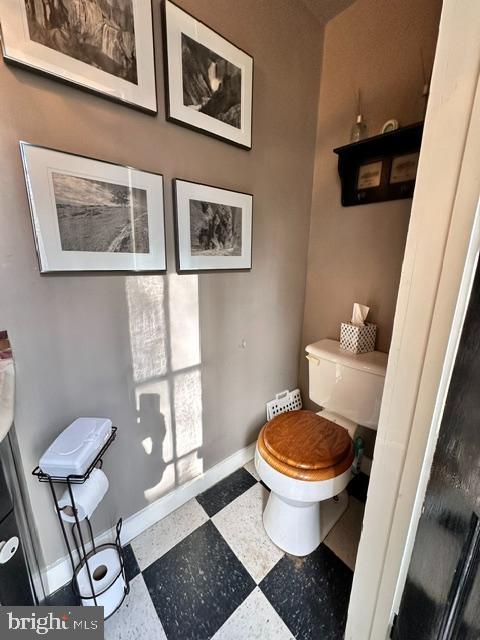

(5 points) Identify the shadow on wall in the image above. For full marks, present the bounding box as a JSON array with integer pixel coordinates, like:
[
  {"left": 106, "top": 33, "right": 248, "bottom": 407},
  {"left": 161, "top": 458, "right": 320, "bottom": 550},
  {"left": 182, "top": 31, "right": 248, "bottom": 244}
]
[{"left": 126, "top": 273, "right": 203, "bottom": 505}]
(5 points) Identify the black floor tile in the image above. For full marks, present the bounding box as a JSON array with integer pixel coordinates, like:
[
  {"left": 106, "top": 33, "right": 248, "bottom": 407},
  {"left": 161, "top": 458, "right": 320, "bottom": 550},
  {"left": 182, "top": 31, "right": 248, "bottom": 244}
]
[
  {"left": 122, "top": 543, "right": 140, "bottom": 583},
  {"left": 143, "top": 520, "right": 255, "bottom": 640},
  {"left": 260, "top": 543, "right": 353, "bottom": 640},
  {"left": 347, "top": 472, "right": 369, "bottom": 503},
  {"left": 43, "top": 582, "right": 81, "bottom": 607},
  {"left": 196, "top": 467, "right": 257, "bottom": 517}
]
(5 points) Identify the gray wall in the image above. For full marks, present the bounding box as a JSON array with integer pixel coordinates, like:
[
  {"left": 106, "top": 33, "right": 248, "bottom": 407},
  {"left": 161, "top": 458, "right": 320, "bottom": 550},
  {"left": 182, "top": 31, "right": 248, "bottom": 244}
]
[
  {"left": 300, "top": 0, "right": 442, "bottom": 405},
  {"left": 0, "top": 0, "right": 323, "bottom": 567}
]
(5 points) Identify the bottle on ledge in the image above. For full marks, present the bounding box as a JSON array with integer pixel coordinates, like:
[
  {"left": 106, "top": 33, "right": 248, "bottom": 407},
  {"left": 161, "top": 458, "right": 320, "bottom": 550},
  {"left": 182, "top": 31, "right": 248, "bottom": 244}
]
[{"left": 350, "top": 113, "right": 368, "bottom": 143}]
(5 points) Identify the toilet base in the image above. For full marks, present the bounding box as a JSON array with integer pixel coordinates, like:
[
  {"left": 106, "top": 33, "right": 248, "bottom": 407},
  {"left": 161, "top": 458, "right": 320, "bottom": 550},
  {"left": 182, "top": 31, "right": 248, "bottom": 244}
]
[{"left": 263, "top": 489, "right": 349, "bottom": 556}]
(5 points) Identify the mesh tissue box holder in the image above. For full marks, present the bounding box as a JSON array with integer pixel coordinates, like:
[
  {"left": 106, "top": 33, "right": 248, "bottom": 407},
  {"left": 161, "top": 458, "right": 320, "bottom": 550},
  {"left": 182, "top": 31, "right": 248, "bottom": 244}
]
[{"left": 340, "top": 322, "right": 377, "bottom": 354}]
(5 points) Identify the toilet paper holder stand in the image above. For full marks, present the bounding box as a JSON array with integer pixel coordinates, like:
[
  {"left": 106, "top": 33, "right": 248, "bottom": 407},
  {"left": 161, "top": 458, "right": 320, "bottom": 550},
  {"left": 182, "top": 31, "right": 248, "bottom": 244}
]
[{"left": 32, "top": 426, "right": 130, "bottom": 617}]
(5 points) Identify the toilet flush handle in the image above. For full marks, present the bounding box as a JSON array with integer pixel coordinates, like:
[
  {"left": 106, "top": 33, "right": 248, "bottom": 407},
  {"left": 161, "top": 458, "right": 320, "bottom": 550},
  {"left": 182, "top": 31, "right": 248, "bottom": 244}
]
[{"left": 306, "top": 355, "right": 320, "bottom": 366}]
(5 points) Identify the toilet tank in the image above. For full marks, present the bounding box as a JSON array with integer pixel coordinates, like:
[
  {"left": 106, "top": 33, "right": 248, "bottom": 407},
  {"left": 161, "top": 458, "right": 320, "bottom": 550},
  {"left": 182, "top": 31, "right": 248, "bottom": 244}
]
[{"left": 305, "top": 339, "right": 388, "bottom": 430}]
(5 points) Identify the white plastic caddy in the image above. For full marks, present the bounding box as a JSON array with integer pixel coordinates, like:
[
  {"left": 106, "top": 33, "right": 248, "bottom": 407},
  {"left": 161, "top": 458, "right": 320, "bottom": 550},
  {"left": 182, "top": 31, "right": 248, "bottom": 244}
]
[
  {"left": 39, "top": 417, "right": 112, "bottom": 478},
  {"left": 266, "top": 389, "right": 302, "bottom": 421}
]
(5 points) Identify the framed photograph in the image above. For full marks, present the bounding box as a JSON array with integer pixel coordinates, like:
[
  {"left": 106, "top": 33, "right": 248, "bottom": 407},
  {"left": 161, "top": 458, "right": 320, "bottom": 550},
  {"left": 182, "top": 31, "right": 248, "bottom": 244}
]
[
  {"left": 162, "top": 0, "right": 253, "bottom": 149},
  {"left": 173, "top": 179, "right": 252, "bottom": 272},
  {"left": 0, "top": 1, "right": 157, "bottom": 113},
  {"left": 390, "top": 152, "right": 419, "bottom": 184},
  {"left": 20, "top": 143, "right": 166, "bottom": 273},
  {"left": 357, "top": 161, "right": 383, "bottom": 189}
]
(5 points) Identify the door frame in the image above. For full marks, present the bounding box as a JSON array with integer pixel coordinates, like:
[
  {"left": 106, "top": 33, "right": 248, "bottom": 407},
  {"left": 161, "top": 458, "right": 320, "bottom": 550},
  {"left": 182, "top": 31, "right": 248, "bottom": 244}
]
[
  {"left": 345, "top": 1, "right": 480, "bottom": 638},
  {"left": 391, "top": 199, "right": 480, "bottom": 625}
]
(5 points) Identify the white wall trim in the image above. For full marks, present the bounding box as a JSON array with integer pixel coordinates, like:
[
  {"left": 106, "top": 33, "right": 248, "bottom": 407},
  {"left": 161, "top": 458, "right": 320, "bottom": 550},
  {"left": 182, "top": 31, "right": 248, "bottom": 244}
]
[
  {"left": 43, "top": 442, "right": 256, "bottom": 596},
  {"left": 373, "top": 69, "right": 480, "bottom": 639},
  {"left": 345, "top": 2, "right": 480, "bottom": 637},
  {"left": 391, "top": 199, "right": 480, "bottom": 621}
]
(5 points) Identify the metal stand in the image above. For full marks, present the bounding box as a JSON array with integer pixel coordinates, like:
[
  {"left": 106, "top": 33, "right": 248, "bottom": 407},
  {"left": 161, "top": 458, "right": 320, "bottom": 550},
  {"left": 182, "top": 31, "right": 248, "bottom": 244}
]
[{"left": 32, "top": 427, "right": 129, "bottom": 618}]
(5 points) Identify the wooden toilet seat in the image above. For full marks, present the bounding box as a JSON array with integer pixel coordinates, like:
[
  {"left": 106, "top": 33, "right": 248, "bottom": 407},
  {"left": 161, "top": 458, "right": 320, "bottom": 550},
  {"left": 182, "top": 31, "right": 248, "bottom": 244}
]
[{"left": 257, "top": 410, "right": 354, "bottom": 482}]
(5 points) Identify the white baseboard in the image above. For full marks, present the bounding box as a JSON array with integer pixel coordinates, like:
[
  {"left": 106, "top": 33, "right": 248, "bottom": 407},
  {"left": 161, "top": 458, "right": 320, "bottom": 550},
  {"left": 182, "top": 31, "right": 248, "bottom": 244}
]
[{"left": 43, "top": 442, "right": 256, "bottom": 596}]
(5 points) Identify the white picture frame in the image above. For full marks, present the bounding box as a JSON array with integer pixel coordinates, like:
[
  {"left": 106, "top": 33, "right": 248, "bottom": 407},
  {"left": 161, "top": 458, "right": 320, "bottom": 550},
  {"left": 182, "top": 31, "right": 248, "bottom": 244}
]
[
  {"left": 20, "top": 143, "right": 166, "bottom": 273},
  {"left": 173, "top": 179, "right": 253, "bottom": 272},
  {"left": 0, "top": 0, "right": 157, "bottom": 113},
  {"left": 163, "top": 0, "right": 253, "bottom": 149}
]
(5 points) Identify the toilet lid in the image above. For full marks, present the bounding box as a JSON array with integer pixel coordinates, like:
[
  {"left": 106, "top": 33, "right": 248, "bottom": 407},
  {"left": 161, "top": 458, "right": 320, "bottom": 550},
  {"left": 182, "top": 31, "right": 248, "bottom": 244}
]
[{"left": 262, "top": 410, "right": 352, "bottom": 470}]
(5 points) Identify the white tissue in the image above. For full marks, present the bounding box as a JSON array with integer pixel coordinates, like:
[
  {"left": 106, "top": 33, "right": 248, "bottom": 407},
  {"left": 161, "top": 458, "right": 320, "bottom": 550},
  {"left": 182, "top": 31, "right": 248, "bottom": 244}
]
[
  {"left": 351, "top": 303, "right": 369, "bottom": 326},
  {"left": 58, "top": 468, "right": 109, "bottom": 522},
  {"left": 77, "top": 546, "right": 126, "bottom": 617},
  {"left": 0, "top": 359, "right": 14, "bottom": 444}
]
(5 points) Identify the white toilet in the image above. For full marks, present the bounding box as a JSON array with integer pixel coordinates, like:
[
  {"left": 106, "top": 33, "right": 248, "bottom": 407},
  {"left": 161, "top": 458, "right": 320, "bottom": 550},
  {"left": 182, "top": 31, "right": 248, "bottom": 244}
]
[{"left": 255, "top": 338, "right": 387, "bottom": 556}]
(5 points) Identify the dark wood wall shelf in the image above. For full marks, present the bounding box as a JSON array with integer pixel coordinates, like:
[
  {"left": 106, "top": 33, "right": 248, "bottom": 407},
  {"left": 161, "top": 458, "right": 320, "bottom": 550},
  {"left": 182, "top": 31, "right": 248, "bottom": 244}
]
[{"left": 334, "top": 121, "right": 424, "bottom": 206}]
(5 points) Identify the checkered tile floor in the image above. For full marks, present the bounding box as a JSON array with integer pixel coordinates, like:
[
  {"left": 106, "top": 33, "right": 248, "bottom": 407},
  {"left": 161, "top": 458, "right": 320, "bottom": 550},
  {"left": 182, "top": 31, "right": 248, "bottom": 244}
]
[{"left": 47, "top": 462, "right": 368, "bottom": 640}]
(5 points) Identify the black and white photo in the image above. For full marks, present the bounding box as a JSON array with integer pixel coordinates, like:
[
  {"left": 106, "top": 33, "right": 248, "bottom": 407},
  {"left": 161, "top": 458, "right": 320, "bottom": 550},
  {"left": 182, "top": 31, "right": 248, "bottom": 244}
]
[
  {"left": 1, "top": 0, "right": 157, "bottom": 112},
  {"left": 20, "top": 143, "right": 166, "bottom": 272},
  {"left": 52, "top": 173, "right": 149, "bottom": 254},
  {"left": 174, "top": 179, "right": 252, "bottom": 272},
  {"left": 25, "top": 0, "right": 138, "bottom": 84},
  {"left": 189, "top": 199, "right": 242, "bottom": 256},
  {"left": 182, "top": 34, "right": 241, "bottom": 128},
  {"left": 163, "top": 0, "right": 253, "bottom": 148}
]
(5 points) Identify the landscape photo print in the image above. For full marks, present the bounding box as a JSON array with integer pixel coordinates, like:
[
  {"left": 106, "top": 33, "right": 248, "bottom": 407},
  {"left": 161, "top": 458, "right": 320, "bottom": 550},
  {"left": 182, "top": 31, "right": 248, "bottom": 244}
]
[
  {"left": 189, "top": 199, "right": 242, "bottom": 256},
  {"left": 174, "top": 179, "right": 252, "bottom": 272},
  {"left": 52, "top": 173, "right": 149, "bottom": 254},
  {"left": 0, "top": 0, "right": 157, "bottom": 111},
  {"left": 24, "top": 0, "right": 138, "bottom": 83},
  {"left": 163, "top": 0, "right": 253, "bottom": 148},
  {"left": 182, "top": 34, "right": 241, "bottom": 128},
  {"left": 20, "top": 143, "right": 166, "bottom": 272}
]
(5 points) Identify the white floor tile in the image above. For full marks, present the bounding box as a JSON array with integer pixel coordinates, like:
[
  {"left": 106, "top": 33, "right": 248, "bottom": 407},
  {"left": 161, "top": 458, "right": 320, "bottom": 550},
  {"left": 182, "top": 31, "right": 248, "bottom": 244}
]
[
  {"left": 104, "top": 575, "right": 167, "bottom": 640},
  {"left": 212, "top": 587, "right": 294, "bottom": 640},
  {"left": 324, "top": 495, "right": 365, "bottom": 570},
  {"left": 130, "top": 498, "right": 209, "bottom": 571},
  {"left": 244, "top": 458, "right": 260, "bottom": 481},
  {"left": 212, "top": 483, "right": 284, "bottom": 583}
]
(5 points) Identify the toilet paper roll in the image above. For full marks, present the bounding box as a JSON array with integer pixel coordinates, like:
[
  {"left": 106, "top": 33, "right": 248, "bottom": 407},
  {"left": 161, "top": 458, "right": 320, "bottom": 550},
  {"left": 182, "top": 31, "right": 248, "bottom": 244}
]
[
  {"left": 351, "top": 303, "right": 369, "bottom": 326},
  {"left": 58, "top": 468, "right": 108, "bottom": 523},
  {"left": 77, "top": 546, "right": 125, "bottom": 618}
]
